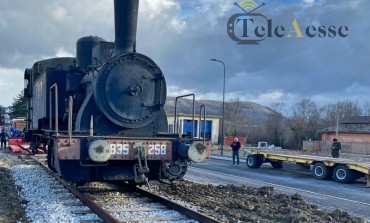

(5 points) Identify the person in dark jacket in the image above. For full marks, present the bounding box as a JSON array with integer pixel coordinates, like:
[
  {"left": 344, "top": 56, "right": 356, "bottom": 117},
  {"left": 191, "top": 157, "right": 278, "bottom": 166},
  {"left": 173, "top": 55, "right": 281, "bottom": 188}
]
[
  {"left": 230, "top": 138, "right": 241, "bottom": 166},
  {"left": 0, "top": 128, "right": 9, "bottom": 149},
  {"left": 331, "top": 138, "right": 341, "bottom": 158}
]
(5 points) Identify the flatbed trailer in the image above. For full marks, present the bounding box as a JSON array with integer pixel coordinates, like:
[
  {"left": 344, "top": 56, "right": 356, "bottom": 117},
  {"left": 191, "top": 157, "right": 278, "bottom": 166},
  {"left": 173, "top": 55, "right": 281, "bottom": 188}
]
[{"left": 245, "top": 149, "right": 370, "bottom": 186}]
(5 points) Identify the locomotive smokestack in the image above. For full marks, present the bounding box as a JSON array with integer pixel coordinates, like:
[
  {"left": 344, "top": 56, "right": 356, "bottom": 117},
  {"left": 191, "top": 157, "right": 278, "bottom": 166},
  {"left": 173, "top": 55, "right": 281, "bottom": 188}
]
[{"left": 113, "top": 0, "right": 139, "bottom": 56}]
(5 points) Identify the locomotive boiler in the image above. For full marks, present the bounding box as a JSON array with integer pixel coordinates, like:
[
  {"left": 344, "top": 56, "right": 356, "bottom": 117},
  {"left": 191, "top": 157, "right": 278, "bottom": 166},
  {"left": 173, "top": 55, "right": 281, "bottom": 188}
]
[{"left": 23, "top": 0, "right": 209, "bottom": 184}]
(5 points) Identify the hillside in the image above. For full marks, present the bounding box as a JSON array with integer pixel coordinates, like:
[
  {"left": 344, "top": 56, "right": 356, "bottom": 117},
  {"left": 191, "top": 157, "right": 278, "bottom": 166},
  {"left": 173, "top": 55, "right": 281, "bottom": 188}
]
[{"left": 164, "top": 96, "right": 274, "bottom": 121}]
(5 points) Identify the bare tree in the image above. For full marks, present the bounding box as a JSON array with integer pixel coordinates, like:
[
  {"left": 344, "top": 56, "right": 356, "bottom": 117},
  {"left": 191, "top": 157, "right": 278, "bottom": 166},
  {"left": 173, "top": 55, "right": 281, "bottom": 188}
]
[
  {"left": 287, "top": 99, "right": 319, "bottom": 149},
  {"left": 264, "top": 102, "right": 285, "bottom": 147},
  {"left": 340, "top": 100, "right": 362, "bottom": 117},
  {"left": 243, "top": 116, "right": 265, "bottom": 145},
  {"left": 224, "top": 97, "right": 247, "bottom": 136},
  {"left": 363, "top": 101, "right": 370, "bottom": 115},
  {"left": 319, "top": 100, "right": 362, "bottom": 129}
]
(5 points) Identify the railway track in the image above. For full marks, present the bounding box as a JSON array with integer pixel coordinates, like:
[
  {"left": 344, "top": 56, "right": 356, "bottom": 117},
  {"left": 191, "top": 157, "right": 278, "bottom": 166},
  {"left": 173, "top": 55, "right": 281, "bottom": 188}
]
[{"left": 18, "top": 154, "right": 220, "bottom": 223}]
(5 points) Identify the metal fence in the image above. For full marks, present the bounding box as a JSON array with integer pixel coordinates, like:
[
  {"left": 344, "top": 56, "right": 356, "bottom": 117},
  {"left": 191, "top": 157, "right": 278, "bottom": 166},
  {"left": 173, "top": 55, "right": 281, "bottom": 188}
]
[{"left": 303, "top": 140, "right": 370, "bottom": 155}]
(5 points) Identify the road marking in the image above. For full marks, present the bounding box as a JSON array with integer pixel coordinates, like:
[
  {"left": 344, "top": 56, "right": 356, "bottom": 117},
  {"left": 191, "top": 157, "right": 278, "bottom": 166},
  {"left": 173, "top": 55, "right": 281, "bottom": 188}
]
[{"left": 189, "top": 166, "right": 370, "bottom": 207}]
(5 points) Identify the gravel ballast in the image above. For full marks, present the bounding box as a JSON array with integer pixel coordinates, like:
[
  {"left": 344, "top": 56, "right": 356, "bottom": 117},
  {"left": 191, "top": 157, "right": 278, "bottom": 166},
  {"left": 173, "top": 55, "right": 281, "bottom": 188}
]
[{"left": 1, "top": 148, "right": 369, "bottom": 223}]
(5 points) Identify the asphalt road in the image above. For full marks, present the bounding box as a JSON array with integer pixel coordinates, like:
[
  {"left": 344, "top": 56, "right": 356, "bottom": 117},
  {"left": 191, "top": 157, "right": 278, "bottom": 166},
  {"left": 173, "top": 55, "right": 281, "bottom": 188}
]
[{"left": 184, "top": 156, "right": 370, "bottom": 221}]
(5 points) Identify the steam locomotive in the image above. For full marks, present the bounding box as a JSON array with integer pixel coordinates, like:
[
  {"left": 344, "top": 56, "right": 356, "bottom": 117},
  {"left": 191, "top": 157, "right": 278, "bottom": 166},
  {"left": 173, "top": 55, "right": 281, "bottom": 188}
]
[{"left": 23, "top": 0, "right": 209, "bottom": 184}]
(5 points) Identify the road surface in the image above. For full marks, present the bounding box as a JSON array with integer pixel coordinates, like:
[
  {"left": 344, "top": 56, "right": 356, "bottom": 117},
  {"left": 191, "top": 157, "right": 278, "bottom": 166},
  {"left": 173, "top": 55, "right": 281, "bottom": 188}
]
[{"left": 184, "top": 156, "right": 370, "bottom": 220}]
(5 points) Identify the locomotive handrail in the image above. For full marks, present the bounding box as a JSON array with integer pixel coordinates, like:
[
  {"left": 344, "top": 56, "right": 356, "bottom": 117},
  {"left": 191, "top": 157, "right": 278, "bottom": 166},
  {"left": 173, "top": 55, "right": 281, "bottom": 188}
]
[
  {"left": 49, "top": 84, "right": 58, "bottom": 136},
  {"left": 90, "top": 115, "right": 94, "bottom": 136},
  {"left": 174, "top": 94, "right": 195, "bottom": 137},
  {"left": 68, "top": 96, "right": 73, "bottom": 145},
  {"left": 199, "top": 104, "right": 206, "bottom": 144}
]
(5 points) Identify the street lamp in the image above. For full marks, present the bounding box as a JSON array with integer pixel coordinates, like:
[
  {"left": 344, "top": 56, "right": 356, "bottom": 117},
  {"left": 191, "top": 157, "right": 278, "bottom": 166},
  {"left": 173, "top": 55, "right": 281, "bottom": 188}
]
[{"left": 210, "top": 58, "right": 225, "bottom": 156}]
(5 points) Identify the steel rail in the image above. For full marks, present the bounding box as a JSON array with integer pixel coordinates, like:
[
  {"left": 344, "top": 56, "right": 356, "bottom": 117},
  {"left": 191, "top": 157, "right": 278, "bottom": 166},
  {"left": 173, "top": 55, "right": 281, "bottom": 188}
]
[
  {"left": 30, "top": 155, "right": 120, "bottom": 223},
  {"left": 28, "top": 155, "right": 221, "bottom": 223}
]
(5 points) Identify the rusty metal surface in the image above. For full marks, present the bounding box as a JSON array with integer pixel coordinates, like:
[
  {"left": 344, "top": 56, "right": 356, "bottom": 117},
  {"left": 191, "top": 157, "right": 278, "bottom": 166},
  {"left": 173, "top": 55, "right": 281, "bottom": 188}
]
[{"left": 56, "top": 137, "right": 173, "bottom": 160}]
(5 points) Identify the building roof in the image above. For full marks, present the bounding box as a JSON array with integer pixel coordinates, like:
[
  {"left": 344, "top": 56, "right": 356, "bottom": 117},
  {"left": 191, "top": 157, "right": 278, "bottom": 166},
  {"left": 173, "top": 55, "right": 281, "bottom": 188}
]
[
  {"left": 318, "top": 124, "right": 370, "bottom": 134},
  {"left": 318, "top": 116, "right": 370, "bottom": 134},
  {"left": 340, "top": 116, "right": 370, "bottom": 124}
]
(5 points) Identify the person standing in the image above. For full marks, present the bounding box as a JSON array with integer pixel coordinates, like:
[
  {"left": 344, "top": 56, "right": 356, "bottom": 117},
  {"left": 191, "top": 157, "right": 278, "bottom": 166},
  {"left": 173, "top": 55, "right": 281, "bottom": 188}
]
[
  {"left": 230, "top": 138, "right": 241, "bottom": 166},
  {"left": 9, "top": 124, "right": 14, "bottom": 137},
  {"left": 331, "top": 138, "right": 341, "bottom": 158},
  {"left": 0, "top": 128, "right": 8, "bottom": 149}
]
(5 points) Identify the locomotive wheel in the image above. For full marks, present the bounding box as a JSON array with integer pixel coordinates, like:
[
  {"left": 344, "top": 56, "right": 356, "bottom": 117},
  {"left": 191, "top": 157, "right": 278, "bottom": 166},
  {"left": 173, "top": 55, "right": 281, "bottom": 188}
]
[
  {"left": 47, "top": 140, "right": 56, "bottom": 172},
  {"left": 29, "top": 143, "right": 37, "bottom": 154},
  {"left": 246, "top": 155, "right": 263, "bottom": 169},
  {"left": 333, "top": 165, "right": 355, "bottom": 183},
  {"left": 311, "top": 162, "right": 332, "bottom": 180},
  {"left": 270, "top": 160, "right": 283, "bottom": 169}
]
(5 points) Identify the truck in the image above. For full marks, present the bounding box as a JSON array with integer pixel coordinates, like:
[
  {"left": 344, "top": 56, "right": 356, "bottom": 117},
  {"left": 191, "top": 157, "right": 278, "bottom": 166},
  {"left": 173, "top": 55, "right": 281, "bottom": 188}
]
[{"left": 245, "top": 149, "right": 370, "bottom": 187}]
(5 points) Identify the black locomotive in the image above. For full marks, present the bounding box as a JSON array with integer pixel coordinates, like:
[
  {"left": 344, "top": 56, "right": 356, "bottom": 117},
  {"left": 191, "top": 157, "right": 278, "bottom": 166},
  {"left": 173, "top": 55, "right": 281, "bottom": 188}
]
[{"left": 23, "top": 0, "right": 209, "bottom": 184}]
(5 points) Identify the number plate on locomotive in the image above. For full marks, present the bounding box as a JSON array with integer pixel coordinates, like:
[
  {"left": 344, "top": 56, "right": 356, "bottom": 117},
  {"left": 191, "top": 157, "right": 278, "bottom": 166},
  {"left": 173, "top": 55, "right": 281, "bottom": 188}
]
[
  {"left": 109, "top": 143, "right": 167, "bottom": 155},
  {"left": 110, "top": 144, "right": 130, "bottom": 155}
]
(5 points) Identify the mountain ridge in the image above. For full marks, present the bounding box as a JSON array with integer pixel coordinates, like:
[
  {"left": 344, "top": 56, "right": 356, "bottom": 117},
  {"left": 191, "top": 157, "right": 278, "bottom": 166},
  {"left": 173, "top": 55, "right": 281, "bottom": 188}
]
[{"left": 164, "top": 96, "right": 274, "bottom": 121}]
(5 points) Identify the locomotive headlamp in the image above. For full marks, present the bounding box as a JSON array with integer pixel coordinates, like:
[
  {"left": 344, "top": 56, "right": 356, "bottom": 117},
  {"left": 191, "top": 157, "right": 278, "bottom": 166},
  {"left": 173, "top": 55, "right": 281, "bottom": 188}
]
[
  {"left": 188, "top": 142, "right": 207, "bottom": 163},
  {"left": 88, "top": 140, "right": 111, "bottom": 163}
]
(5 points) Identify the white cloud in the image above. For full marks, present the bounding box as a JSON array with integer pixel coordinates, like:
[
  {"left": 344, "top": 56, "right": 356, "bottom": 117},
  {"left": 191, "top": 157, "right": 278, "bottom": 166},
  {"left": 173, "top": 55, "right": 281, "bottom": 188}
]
[
  {"left": 302, "top": 0, "right": 315, "bottom": 5},
  {"left": 0, "top": 78, "right": 6, "bottom": 90},
  {"left": 0, "top": 0, "right": 368, "bottom": 113},
  {"left": 170, "top": 18, "right": 187, "bottom": 33},
  {"left": 167, "top": 85, "right": 194, "bottom": 97},
  {"left": 51, "top": 6, "right": 69, "bottom": 21},
  {"left": 55, "top": 48, "right": 74, "bottom": 57},
  {"left": 141, "top": 0, "right": 179, "bottom": 19},
  {"left": 0, "top": 67, "right": 24, "bottom": 106},
  {"left": 0, "top": 19, "right": 7, "bottom": 29}
]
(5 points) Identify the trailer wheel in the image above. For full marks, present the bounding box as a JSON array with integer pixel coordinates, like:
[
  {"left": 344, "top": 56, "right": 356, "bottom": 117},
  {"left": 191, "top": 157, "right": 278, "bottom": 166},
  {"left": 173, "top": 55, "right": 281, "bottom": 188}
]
[
  {"left": 333, "top": 165, "right": 355, "bottom": 183},
  {"left": 270, "top": 160, "right": 283, "bottom": 169},
  {"left": 246, "top": 155, "right": 263, "bottom": 169},
  {"left": 311, "top": 162, "right": 332, "bottom": 180}
]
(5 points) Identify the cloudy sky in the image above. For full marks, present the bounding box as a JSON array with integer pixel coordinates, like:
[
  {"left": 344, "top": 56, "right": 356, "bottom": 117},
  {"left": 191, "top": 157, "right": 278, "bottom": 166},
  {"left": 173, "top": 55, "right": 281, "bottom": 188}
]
[{"left": 0, "top": 0, "right": 369, "bottom": 111}]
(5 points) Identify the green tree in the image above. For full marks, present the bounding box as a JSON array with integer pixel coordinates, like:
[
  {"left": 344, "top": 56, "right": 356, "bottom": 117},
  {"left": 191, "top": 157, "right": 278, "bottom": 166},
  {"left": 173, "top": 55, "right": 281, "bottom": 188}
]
[{"left": 9, "top": 90, "right": 27, "bottom": 118}]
